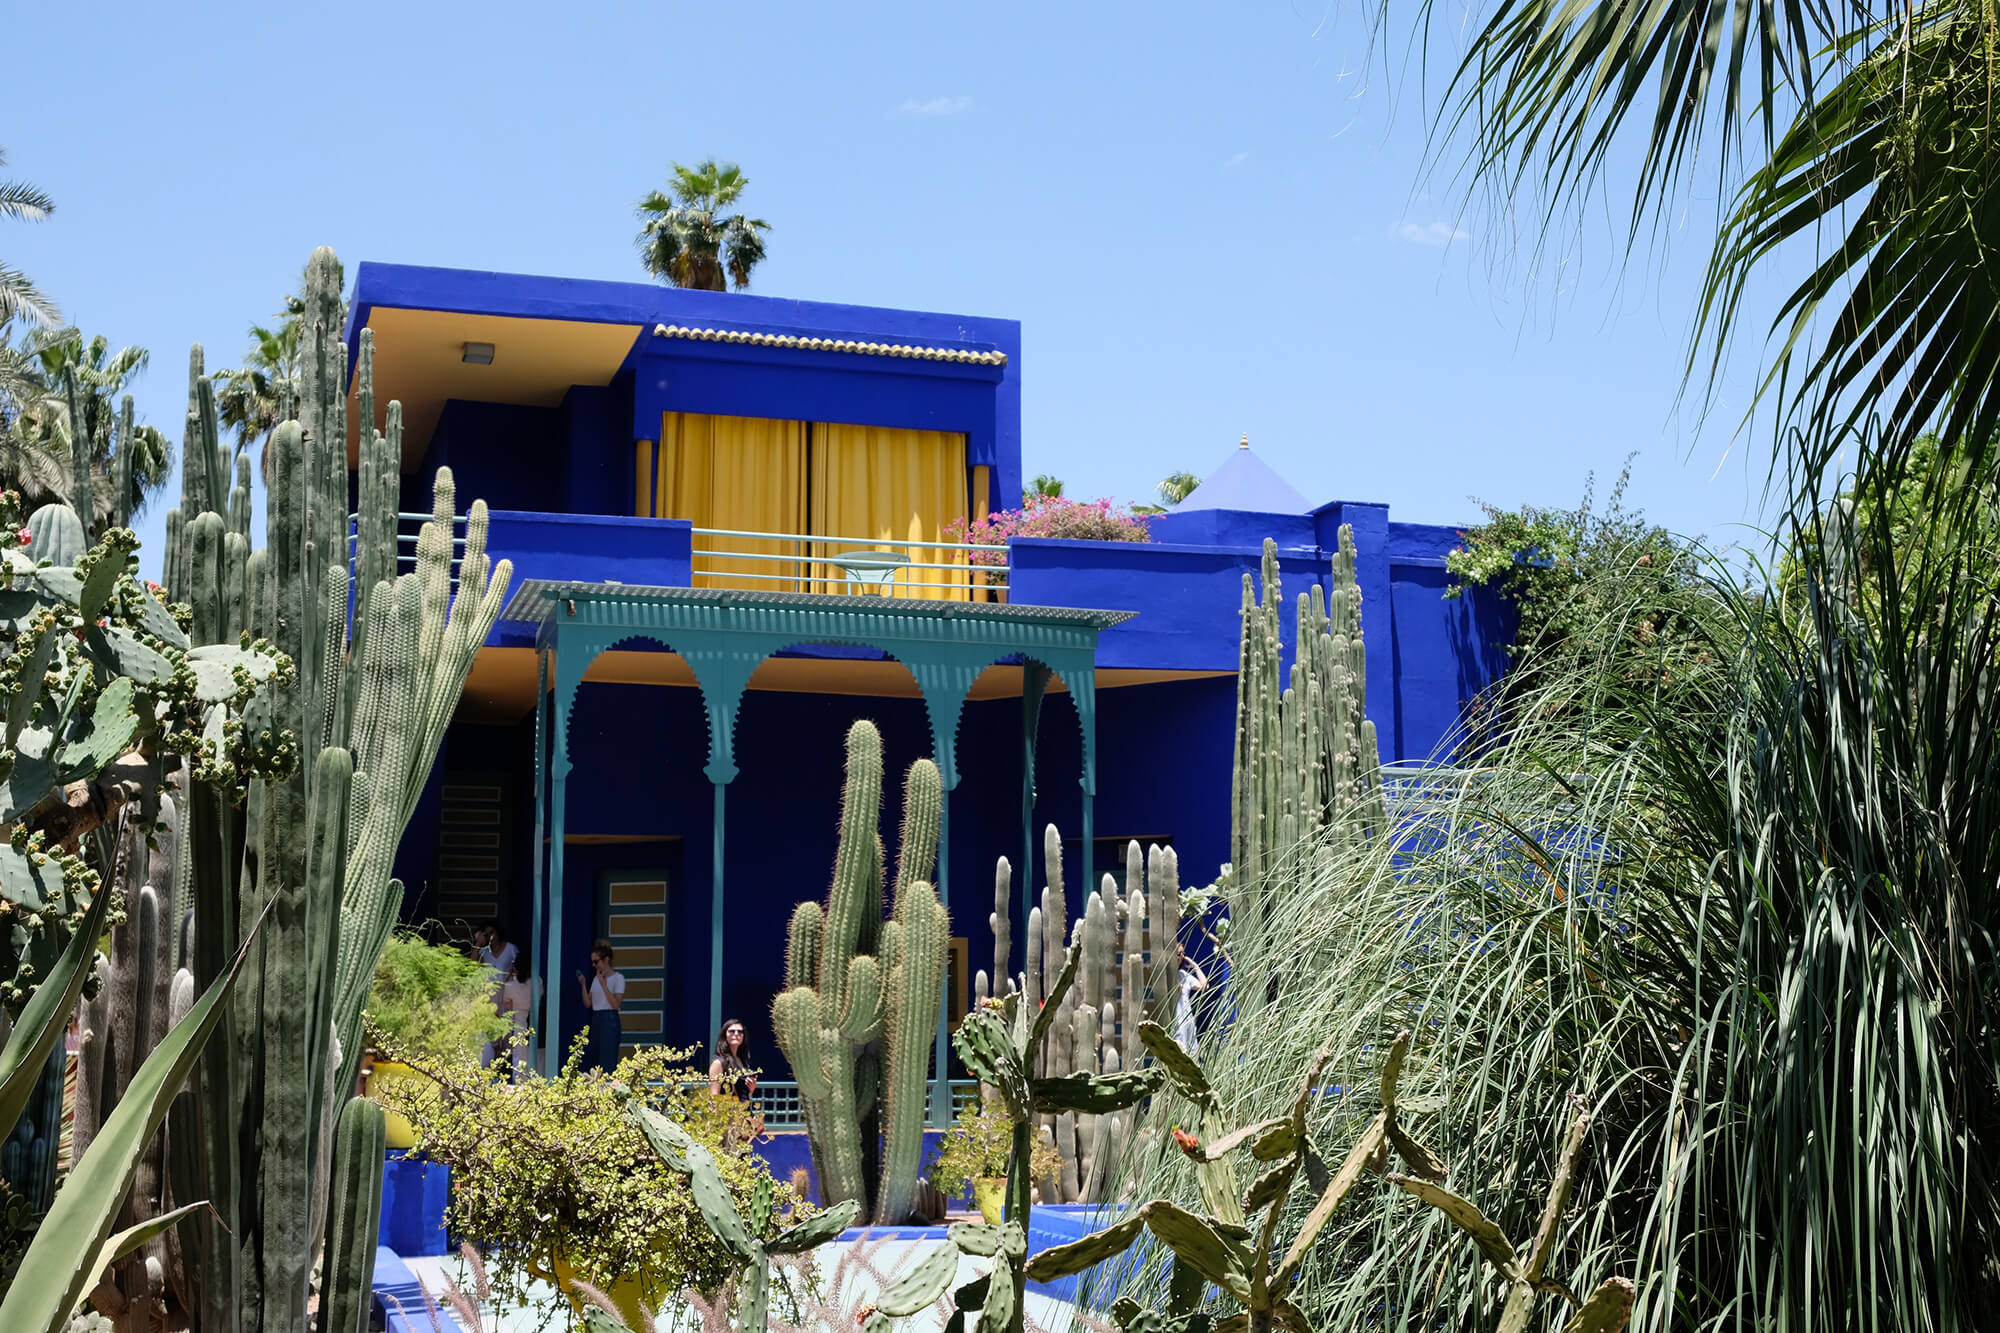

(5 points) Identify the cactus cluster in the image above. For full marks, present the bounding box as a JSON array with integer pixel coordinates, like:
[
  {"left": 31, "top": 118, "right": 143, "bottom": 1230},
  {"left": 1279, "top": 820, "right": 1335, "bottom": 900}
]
[
  {"left": 770, "top": 719, "right": 949, "bottom": 1225},
  {"left": 0, "top": 245, "right": 510, "bottom": 1333},
  {"left": 974, "top": 828, "right": 1181, "bottom": 1203},
  {"left": 894, "top": 933, "right": 1166, "bottom": 1333},
  {"left": 1024, "top": 1028, "right": 1636, "bottom": 1333},
  {"left": 1231, "top": 530, "right": 1387, "bottom": 900},
  {"left": 629, "top": 1104, "right": 860, "bottom": 1333}
]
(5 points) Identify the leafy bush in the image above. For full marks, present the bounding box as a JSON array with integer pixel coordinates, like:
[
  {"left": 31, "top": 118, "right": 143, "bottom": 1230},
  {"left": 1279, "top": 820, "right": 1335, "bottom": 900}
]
[
  {"left": 946, "top": 493, "right": 1153, "bottom": 567},
  {"left": 374, "top": 1040, "right": 802, "bottom": 1318},
  {"left": 924, "top": 1100, "right": 1060, "bottom": 1197},
  {"left": 1443, "top": 459, "right": 1721, "bottom": 734},
  {"left": 365, "top": 931, "right": 510, "bottom": 1067}
]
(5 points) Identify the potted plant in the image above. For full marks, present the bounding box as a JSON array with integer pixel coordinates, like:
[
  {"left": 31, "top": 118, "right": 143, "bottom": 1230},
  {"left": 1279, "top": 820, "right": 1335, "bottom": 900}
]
[
  {"left": 925, "top": 1100, "right": 1061, "bottom": 1223},
  {"left": 365, "top": 930, "right": 513, "bottom": 1148}
]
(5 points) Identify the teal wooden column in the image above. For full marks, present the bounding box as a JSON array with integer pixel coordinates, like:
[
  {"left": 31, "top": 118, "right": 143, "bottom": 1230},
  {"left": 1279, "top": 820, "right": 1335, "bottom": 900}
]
[
  {"left": 540, "top": 630, "right": 595, "bottom": 1075},
  {"left": 1073, "top": 664, "right": 1097, "bottom": 893},
  {"left": 1020, "top": 662, "right": 1050, "bottom": 925},
  {"left": 530, "top": 647, "right": 550, "bottom": 1070},
  {"left": 708, "top": 779, "right": 727, "bottom": 1046}
]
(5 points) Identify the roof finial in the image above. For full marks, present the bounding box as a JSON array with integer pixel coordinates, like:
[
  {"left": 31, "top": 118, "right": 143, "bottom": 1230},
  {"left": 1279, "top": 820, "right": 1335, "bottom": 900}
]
[{"left": 1239, "top": 432, "right": 1250, "bottom": 450}]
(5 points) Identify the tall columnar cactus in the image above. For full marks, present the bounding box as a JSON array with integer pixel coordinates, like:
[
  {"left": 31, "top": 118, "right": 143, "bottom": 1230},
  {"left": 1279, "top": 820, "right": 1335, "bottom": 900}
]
[
  {"left": 61, "top": 245, "right": 513, "bottom": 1333},
  {"left": 770, "top": 720, "right": 948, "bottom": 1224},
  {"left": 973, "top": 829, "right": 1183, "bottom": 1204},
  {"left": 319, "top": 1095, "right": 387, "bottom": 1333},
  {"left": 1231, "top": 530, "right": 1387, "bottom": 903}
]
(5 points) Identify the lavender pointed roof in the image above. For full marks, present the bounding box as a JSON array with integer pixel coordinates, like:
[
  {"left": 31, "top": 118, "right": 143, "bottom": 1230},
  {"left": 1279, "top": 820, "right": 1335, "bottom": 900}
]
[{"left": 1178, "top": 435, "right": 1312, "bottom": 514}]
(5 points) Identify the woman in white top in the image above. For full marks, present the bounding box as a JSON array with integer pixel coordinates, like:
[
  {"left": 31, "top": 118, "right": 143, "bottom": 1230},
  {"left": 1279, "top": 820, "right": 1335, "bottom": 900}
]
[
  {"left": 576, "top": 939, "right": 625, "bottom": 1072},
  {"left": 1174, "top": 942, "right": 1208, "bottom": 1050},
  {"left": 498, "top": 951, "right": 533, "bottom": 1076}
]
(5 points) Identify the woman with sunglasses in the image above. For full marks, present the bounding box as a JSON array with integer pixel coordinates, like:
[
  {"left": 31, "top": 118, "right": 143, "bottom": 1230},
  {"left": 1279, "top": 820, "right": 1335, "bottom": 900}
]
[
  {"left": 708, "top": 1019, "right": 757, "bottom": 1102},
  {"left": 575, "top": 940, "right": 625, "bottom": 1072}
]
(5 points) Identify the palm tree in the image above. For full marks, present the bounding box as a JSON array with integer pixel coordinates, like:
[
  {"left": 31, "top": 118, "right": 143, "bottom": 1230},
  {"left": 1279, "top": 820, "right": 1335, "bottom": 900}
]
[
  {"left": 217, "top": 257, "right": 347, "bottom": 481},
  {"left": 636, "top": 161, "right": 771, "bottom": 291},
  {"left": 1156, "top": 471, "right": 1200, "bottom": 506},
  {"left": 0, "top": 150, "right": 57, "bottom": 329},
  {"left": 1421, "top": 0, "right": 1991, "bottom": 492},
  {"left": 6, "top": 327, "right": 170, "bottom": 521},
  {"left": 1023, "top": 474, "right": 1064, "bottom": 504}
]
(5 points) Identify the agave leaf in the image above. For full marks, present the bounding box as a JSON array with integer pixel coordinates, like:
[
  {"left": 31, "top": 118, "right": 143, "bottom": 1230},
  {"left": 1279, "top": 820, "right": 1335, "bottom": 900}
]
[
  {"left": 0, "top": 870, "right": 111, "bottom": 1139},
  {"left": 71, "top": 1201, "right": 214, "bottom": 1323},
  {"left": 0, "top": 908, "right": 260, "bottom": 1333}
]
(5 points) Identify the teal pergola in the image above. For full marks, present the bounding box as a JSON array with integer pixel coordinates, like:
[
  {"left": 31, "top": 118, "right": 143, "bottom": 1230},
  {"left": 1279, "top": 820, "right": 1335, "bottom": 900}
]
[{"left": 505, "top": 581, "right": 1133, "bottom": 1123}]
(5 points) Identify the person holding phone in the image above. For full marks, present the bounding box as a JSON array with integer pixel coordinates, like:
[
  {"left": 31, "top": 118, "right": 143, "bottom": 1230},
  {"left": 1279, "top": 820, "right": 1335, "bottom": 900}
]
[{"left": 575, "top": 940, "right": 625, "bottom": 1072}]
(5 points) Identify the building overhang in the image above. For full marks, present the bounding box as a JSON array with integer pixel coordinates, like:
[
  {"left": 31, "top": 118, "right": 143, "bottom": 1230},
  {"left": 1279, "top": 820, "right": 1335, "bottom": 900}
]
[{"left": 343, "top": 262, "right": 1021, "bottom": 469}]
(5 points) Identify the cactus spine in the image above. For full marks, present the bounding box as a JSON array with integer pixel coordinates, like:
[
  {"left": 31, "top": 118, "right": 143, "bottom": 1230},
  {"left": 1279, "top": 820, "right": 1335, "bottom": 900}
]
[
  {"left": 1231, "top": 531, "right": 1387, "bottom": 905},
  {"left": 770, "top": 721, "right": 948, "bottom": 1224},
  {"left": 976, "top": 828, "right": 1183, "bottom": 1203}
]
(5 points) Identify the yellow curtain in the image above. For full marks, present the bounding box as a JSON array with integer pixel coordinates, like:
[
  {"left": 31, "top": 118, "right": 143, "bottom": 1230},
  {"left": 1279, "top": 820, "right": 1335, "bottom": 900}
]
[
  {"left": 634, "top": 440, "right": 654, "bottom": 517},
  {"left": 809, "top": 423, "right": 969, "bottom": 599},
  {"left": 656, "top": 412, "right": 807, "bottom": 590}
]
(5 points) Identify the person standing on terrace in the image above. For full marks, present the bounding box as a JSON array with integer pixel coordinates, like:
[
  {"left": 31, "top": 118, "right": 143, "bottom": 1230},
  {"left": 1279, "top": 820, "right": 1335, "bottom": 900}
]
[{"left": 576, "top": 940, "right": 625, "bottom": 1071}]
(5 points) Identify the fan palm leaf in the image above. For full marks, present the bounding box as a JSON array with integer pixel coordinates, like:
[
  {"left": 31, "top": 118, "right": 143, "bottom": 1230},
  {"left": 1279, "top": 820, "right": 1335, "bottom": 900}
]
[{"left": 0, "top": 150, "right": 57, "bottom": 328}]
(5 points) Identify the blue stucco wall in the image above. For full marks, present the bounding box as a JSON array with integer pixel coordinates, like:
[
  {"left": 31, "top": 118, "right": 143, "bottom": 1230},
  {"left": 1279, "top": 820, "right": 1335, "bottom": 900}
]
[{"left": 485, "top": 511, "right": 693, "bottom": 593}]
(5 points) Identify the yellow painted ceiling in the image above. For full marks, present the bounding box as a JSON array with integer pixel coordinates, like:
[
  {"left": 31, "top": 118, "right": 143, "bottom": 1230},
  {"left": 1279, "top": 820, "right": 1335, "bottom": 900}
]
[
  {"left": 351, "top": 307, "right": 642, "bottom": 467},
  {"left": 452, "top": 645, "right": 1228, "bottom": 725}
]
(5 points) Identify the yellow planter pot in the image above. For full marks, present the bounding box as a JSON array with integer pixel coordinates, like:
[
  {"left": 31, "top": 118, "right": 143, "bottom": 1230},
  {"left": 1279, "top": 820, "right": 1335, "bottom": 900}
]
[
  {"left": 974, "top": 1177, "right": 1007, "bottom": 1225},
  {"left": 366, "top": 1060, "right": 424, "bottom": 1150},
  {"left": 535, "top": 1243, "right": 673, "bottom": 1332}
]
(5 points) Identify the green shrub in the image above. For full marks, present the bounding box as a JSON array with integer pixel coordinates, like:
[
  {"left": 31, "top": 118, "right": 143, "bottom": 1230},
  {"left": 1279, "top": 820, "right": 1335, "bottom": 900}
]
[
  {"left": 373, "top": 1040, "right": 802, "bottom": 1317},
  {"left": 924, "top": 1100, "right": 1060, "bottom": 1197},
  {"left": 365, "top": 930, "right": 510, "bottom": 1067}
]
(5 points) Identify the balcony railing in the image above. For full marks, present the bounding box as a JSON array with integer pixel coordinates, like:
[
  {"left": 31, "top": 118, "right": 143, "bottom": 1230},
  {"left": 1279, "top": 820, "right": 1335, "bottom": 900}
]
[
  {"left": 348, "top": 511, "right": 466, "bottom": 590},
  {"left": 690, "top": 527, "right": 1009, "bottom": 600},
  {"left": 744, "top": 1078, "right": 981, "bottom": 1130}
]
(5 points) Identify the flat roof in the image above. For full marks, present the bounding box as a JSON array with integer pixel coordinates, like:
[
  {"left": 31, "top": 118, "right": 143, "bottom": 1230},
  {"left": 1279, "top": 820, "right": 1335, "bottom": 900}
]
[{"left": 344, "top": 262, "right": 1021, "bottom": 462}]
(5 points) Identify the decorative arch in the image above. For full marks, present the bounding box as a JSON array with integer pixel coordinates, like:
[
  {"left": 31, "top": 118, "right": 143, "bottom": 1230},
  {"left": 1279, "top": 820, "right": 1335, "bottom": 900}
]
[{"left": 516, "top": 581, "right": 1129, "bottom": 1085}]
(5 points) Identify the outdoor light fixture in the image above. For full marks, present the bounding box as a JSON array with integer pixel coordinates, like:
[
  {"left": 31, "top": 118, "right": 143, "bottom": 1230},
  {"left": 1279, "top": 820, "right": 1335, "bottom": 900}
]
[{"left": 462, "top": 341, "right": 495, "bottom": 365}]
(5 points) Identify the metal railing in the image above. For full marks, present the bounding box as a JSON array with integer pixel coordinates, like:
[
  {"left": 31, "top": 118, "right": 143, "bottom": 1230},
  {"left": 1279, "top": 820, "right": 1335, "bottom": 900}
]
[
  {"left": 745, "top": 1078, "right": 980, "bottom": 1130},
  {"left": 690, "top": 527, "right": 1009, "bottom": 600},
  {"left": 347, "top": 511, "right": 466, "bottom": 591}
]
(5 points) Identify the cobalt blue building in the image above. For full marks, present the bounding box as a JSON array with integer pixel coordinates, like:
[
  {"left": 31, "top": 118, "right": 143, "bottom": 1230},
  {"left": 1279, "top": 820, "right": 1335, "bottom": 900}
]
[{"left": 346, "top": 261, "right": 1508, "bottom": 1095}]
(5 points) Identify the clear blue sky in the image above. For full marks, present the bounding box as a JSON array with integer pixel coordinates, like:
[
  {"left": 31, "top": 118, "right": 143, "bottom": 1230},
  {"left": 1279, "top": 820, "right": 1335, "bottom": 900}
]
[{"left": 6, "top": 1, "right": 1793, "bottom": 578}]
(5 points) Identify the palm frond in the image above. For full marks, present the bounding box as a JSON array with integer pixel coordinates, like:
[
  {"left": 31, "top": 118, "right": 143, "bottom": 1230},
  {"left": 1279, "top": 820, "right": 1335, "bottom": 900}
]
[
  {"left": 0, "top": 178, "right": 53, "bottom": 224},
  {"left": 0, "top": 262, "right": 57, "bottom": 329}
]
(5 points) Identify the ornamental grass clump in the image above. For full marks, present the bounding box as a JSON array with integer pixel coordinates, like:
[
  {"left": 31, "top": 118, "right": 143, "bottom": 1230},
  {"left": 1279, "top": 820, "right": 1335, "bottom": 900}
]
[{"left": 373, "top": 1039, "right": 802, "bottom": 1322}]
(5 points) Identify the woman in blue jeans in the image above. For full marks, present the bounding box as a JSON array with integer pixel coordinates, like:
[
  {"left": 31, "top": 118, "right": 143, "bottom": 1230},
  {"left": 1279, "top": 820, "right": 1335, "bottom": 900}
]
[{"left": 575, "top": 939, "right": 626, "bottom": 1071}]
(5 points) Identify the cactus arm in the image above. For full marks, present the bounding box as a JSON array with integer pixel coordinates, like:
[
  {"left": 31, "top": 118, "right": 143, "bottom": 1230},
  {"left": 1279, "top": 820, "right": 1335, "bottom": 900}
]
[
  {"left": 1271, "top": 1111, "right": 1389, "bottom": 1295},
  {"left": 1022, "top": 1213, "right": 1146, "bottom": 1282},
  {"left": 878, "top": 1244, "right": 960, "bottom": 1317},
  {"left": 1384, "top": 1174, "right": 1522, "bottom": 1281},
  {"left": 879, "top": 880, "right": 946, "bottom": 1224},
  {"left": 1031, "top": 1067, "right": 1165, "bottom": 1113},
  {"left": 1142, "top": 1201, "right": 1254, "bottom": 1304}
]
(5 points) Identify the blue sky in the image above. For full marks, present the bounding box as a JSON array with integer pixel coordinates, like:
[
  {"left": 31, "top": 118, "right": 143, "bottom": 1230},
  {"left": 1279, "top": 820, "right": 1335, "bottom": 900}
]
[{"left": 6, "top": 1, "right": 1794, "bottom": 577}]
